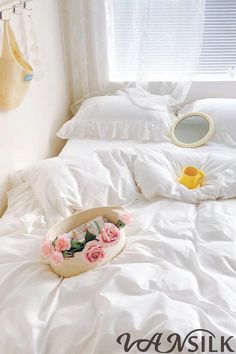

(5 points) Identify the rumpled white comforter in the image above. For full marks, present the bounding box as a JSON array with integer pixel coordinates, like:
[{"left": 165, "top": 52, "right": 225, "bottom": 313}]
[{"left": 0, "top": 145, "right": 236, "bottom": 354}]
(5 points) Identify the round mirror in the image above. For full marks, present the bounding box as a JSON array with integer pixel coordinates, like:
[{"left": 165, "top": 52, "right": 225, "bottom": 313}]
[{"left": 170, "top": 112, "right": 214, "bottom": 148}]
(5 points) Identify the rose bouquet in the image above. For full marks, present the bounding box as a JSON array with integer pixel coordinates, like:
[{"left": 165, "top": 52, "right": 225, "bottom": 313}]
[{"left": 42, "top": 211, "right": 133, "bottom": 274}]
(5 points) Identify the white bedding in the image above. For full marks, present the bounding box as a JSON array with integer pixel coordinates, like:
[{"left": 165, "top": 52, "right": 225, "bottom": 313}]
[
  {"left": 60, "top": 137, "right": 236, "bottom": 156},
  {"left": 59, "top": 138, "right": 170, "bottom": 155},
  {"left": 1, "top": 143, "right": 236, "bottom": 354}
]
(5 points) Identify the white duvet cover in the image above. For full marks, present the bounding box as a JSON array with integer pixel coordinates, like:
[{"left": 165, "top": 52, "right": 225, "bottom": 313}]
[{"left": 0, "top": 144, "right": 236, "bottom": 354}]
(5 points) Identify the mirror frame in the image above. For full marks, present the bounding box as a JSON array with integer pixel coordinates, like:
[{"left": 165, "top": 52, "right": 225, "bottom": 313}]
[{"left": 170, "top": 112, "right": 214, "bottom": 148}]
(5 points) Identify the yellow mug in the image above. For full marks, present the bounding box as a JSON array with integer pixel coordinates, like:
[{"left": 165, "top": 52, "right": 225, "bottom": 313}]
[{"left": 178, "top": 166, "right": 205, "bottom": 189}]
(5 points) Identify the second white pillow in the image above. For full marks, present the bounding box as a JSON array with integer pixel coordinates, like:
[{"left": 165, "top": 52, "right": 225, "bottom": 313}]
[{"left": 179, "top": 98, "right": 236, "bottom": 146}]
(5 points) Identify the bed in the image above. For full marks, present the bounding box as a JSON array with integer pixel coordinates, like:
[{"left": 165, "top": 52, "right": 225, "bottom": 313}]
[
  {"left": 0, "top": 141, "right": 235, "bottom": 354},
  {"left": 1, "top": 96, "right": 236, "bottom": 354}
]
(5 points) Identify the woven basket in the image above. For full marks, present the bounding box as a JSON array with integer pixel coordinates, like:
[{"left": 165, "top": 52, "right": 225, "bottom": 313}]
[{"left": 48, "top": 206, "right": 126, "bottom": 277}]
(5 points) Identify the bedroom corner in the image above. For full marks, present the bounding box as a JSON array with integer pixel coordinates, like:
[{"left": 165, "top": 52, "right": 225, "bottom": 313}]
[{"left": 0, "top": 1, "right": 236, "bottom": 353}]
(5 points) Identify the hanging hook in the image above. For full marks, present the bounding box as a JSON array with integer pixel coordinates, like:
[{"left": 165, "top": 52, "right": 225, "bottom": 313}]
[
  {"left": 0, "top": 0, "right": 33, "bottom": 20},
  {"left": 24, "top": 0, "right": 33, "bottom": 17},
  {"left": 13, "top": 2, "right": 24, "bottom": 15},
  {"left": 0, "top": 7, "right": 14, "bottom": 20},
  {"left": 24, "top": 0, "right": 33, "bottom": 11}
]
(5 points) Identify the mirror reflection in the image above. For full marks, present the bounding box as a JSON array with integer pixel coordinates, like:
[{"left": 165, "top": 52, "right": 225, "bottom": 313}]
[{"left": 174, "top": 115, "right": 209, "bottom": 144}]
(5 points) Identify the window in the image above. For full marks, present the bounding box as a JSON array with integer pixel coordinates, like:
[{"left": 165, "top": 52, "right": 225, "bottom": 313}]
[
  {"left": 198, "top": 0, "right": 236, "bottom": 79},
  {"left": 106, "top": 0, "right": 236, "bottom": 81}
]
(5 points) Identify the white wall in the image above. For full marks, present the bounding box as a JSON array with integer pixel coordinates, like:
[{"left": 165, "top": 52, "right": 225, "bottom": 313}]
[{"left": 0, "top": 0, "right": 69, "bottom": 215}]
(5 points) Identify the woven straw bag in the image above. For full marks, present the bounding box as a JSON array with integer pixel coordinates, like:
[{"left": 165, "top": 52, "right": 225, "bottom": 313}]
[
  {"left": 48, "top": 206, "right": 126, "bottom": 277},
  {"left": 0, "top": 22, "right": 33, "bottom": 110}
]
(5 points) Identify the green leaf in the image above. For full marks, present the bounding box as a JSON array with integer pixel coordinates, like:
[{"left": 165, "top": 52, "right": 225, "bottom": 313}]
[
  {"left": 63, "top": 251, "right": 74, "bottom": 258},
  {"left": 70, "top": 239, "right": 84, "bottom": 248},
  {"left": 85, "top": 231, "right": 96, "bottom": 243},
  {"left": 116, "top": 221, "right": 125, "bottom": 229},
  {"left": 72, "top": 245, "right": 85, "bottom": 252}
]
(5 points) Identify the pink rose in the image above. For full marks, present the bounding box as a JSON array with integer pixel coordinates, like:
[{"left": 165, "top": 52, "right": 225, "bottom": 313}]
[
  {"left": 55, "top": 235, "right": 71, "bottom": 252},
  {"left": 50, "top": 250, "right": 64, "bottom": 266},
  {"left": 41, "top": 239, "right": 52, "bottom": 258},
  {"left": 99, "top": 223, "right": 121, "bottom": 247},
  {"left": 84, "top": 241, "right": 105, "bottom": 264},
  {"left": 119, "top": 213, "right": 133, "bottom": 225}
]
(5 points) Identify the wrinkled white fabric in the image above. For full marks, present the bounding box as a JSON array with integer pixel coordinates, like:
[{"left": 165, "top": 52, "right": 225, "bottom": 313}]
[
  {"left": 1, "top": 194, "right": 236, "bottom": 353},
  {"left": 12, "top": 150, "right": 140, "bottom": 225},
  {"left": 59, "top": 138, "right": 236, "bottom": 157},
  {"left": 11, "top": 146, "right": 236, "bottom": 224},
  {"left": 134, "top": 148, "right": 236, "bottom": 203},
  {"left": 1, "top": 144, "right": 236, "bottom": 353},
  {"left": 12, "top": 158, "right": 81, "bottom": 225}
]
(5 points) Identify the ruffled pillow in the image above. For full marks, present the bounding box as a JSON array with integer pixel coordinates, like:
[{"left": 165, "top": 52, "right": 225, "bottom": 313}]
[{"left": 57, "top": 95, "right": 174, "bottom": 142}]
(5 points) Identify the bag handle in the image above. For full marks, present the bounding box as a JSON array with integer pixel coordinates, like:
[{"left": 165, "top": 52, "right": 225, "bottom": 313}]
[
  {"left": 2, "top": 21, "right": 21, "bottom": 59},
  {"left": 2, "top": 20, "right": 33, "bottom": 72}
]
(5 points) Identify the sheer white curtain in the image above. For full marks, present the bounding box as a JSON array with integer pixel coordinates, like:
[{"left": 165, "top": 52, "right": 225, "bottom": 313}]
[
  {"left": 60, "top": 0, "right": 117, "bottom": 113},
  {"left": 60, "top": 0, "right": 205, "bottom": 112}
]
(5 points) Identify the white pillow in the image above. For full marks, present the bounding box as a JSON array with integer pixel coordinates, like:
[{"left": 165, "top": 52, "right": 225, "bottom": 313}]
[
  {"left": 14, "top": 150, "right": 139, "bottom": 225},
  {"left": 15, "top": 158, "right": 81, "bottom": 225},
  {"left": 179, "top": 98, "right": 236, "bottom": 146},
  {"left": 57, "top": 96, "right": 174, "bottom": 142}
]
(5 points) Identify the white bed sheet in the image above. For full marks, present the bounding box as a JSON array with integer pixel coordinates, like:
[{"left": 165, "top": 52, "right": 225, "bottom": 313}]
[
  {"left": 60, "top": 138, "right": 236, "bottom": 156},
  {"left": 59, "top": 138, "right": 165, "bottom": 155},
  {"left": 0, "top": 142, "right": 236, "bottom": 354}
]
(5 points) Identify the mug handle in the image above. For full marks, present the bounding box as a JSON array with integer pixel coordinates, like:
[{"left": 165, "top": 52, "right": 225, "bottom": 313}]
[{"left": 198, "top": 170, "right": 205, "bottom": 183}]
